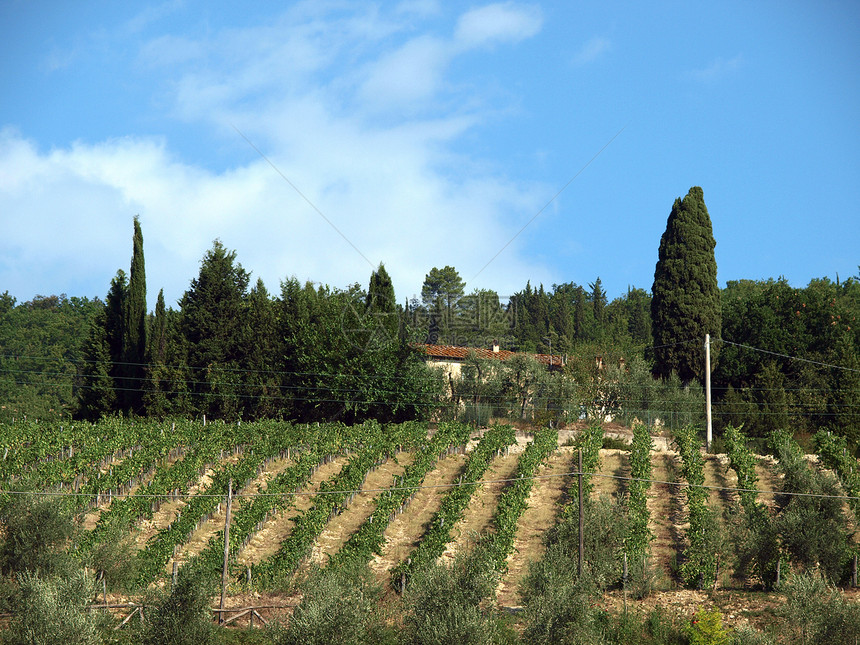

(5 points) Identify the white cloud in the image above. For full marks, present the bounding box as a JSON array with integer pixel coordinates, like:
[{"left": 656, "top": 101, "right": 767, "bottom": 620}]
[
  {"left": 454, "top": 3, "right": 542, "bottom": 49},
  {"left": 359, "top": 35, "right": 452, "bottom": 107},
  {"left": 0, "top": 3, "right": 554, "bottom": 308},
  {"left": 572, "top": 36, "right": 611, "bottom": 66},
  {"left": 687, "top": 54, "right": 744, "bottom": 82}
]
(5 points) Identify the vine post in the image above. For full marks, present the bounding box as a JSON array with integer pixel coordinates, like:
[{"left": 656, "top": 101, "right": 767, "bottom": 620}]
[
  {"left": 705, "top": 334, "right": 712, "bottom": 451},
  {"left": 220, "top": 478, "right": 233, "bottom": 624},
  {"left": 578, "top": 448, "right": 584, "bottom": 577}
]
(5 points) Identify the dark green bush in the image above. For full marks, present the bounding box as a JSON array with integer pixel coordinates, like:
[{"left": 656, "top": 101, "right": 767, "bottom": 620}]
[
  {"left": 0, "top": 488, "right": 77, "bottom": 578},
  {"left": 5, "top": 569, "right": 102, "bottom": 645},
  {"left": 275, "top": 563, "right": 385, "bottom": 645},
  {"left": 776, "top": 572, "right": 860, "bottom": 644},
  {"left": 140, "top": 563, "right": 218, "bottom": 645},
  {"left": 403, "top": 547, "right": 499, "bottom": 645}
]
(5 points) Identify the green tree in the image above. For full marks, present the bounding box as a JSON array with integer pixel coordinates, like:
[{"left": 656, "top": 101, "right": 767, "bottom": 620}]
[
  {"left": 104, "top": 270, "right": 127, "bottom": 391},
  {"left": 6, "top": 570, "right": 100, "bottom": 645},
  {"left": 121, "top": 216, "right": 147, "bottom": 413},
  {"left": 179, "top": 240, "right": 250, "bottom": 418},
  {"left": 651, "top": 186, "right": 721, "bottom": 382},
  {"left": 242, "top": 278, "right": 282, "bottom": 418},
  {"left": 365, "top": 263, "right": 399, "bottom": 344},
  {"left": 141, "top": 565, "right": 216, "bottom": 645},
  {"left": 590, "top": 277, "right": 607, "bottom": 339},
  {"left": 75, "top": 308, "right": 116, "bottom": 420},
  {"left": 422, "top": 266, "right": 465, "bottom": 345}
]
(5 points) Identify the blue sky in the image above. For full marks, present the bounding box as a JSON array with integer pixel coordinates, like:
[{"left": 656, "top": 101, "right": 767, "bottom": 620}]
[{"left": 1, "top": 1, "right": 858, "bottom": 310}]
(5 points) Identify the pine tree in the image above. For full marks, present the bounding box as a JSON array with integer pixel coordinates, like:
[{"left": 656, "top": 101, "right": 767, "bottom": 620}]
[
  {"left": 179, "top": 240, "right": 250, "bottom": 418},
  {"left": 121, "top": 216, "right": 147, "bottom": 412},
  {"left": 651, "top": 186, "right": 721, "bottom": 382},
  {"left": 76, "top": 308, "right": 117, "bottom": 420}
]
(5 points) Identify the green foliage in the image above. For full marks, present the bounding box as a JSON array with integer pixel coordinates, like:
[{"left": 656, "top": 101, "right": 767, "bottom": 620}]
[
  {"left": 724, "top": 425, "right": 779, "bottom": 589},
  {"left": 276, "top": 563, "right": 384, "bottom": 645},
  {"left": 452, "top": 352, "right": 576, "bottom": 425},
  {"left": 520, "top": 551, "right": 604, "bottom": 645},
  {"left": 403, "top": 547, "right": 499, "bottom": 645},
  {"left": 546, "top": 496, "right": 628, "bottom": 592},
  {"left": 771, "top": 430, "right": 853, "bottom": 582},
  {"left": 714, "top": 276, "right": 860, "bottom": 440},
  {"left": 0, "top": 488, "right": 76, "bottom": 578},
  {"left": 76, "top": 307, "right": 118, "bottom": 420},
  {"left": 625, "top": 424, "right": 654, "bottom": 568},
  {"left": 121, "top": 216, "right": 147, "bottom": 414},
  {"left": 180, "top": 240, "right": 251, "bottom": 418},
  {"left": 777, "top": 572, "right": 860, "bottom": 644},
  {"left": 0, "top": 293, "right": 100, "bottom": 422},
  {"left": 674, "top": 426, "right": 722, "bottom": 588},
  {"left": 651, "top": 186, "right": 721, "bottom": 383},
  {"left": 280, "top": 277, "right": 442, "bottom": 424},
  {"left": 604, "top": 355, "right": 705, "bottom": 432},
  {"left": 5, "top": 569, "right": 101, "bottom": 645},
  {"left": 140, "top": 563, "right": 217, "bottom": 645},
  {"left": 814, "top": 429, "right": 860, "bottom": 517},
  {"left": 686, "top": 609, "right": 730, "bottom": 645},
  {"left": 422, "top": 266, "right": 466, "bottom": 345}
]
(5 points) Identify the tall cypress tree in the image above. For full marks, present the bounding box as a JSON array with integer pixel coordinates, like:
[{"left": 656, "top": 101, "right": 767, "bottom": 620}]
[
  {"left": 366, "top": 264, "right": 398, "bottom": 344},
  {"left": 651, "top": 186, "right": 721, "bottom": 382},
  {"left": 104, "top": 269, "right": 127, "bottom": 392},
  {"left": 122, "top": 216, "right": 147, "bottom": 412}
]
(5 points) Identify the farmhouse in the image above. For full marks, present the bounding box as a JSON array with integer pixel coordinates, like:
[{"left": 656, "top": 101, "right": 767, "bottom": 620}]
[{"left": 415, "top": 341, "right": 565, "bottom": 379}]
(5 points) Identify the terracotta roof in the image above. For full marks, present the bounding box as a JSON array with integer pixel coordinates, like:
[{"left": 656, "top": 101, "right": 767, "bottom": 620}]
[{"left": 415, "top": 344, "right": 564, "bottom": 368}]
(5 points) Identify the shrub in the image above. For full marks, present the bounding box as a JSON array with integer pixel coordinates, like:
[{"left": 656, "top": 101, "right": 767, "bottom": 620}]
[
  {"left": 520, "top": 554, "right": 603, "bottom": 645},
  {"left": 140, "top": 563, "right": 217, "bottom": 645},
  {"left": 403, "top": 547, "right": 499, "bottom": 645},
  {"left": 776, "top": 572, "right": 860, "bottom": 644},
  {"left": 686, "top": 608, "right": 730, "bottom": 645},
  {"left": 545, "top": 496, "right": 627, "bottom": 591},
  {"left": 275, "top": 563, "right": 384, "bottom": 645},
  {"left": 5, "top": 569, "right": 101, "bottom": 645},
  {"left": 0, "top": 488, "right": 77, "bottom": 578},
  {"left": 772, "top": 431, "right": 853, "bottom": 582}
]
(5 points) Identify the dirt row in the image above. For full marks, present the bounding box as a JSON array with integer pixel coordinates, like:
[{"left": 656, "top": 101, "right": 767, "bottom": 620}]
[{"left": 95, "top": 436, "right": 796, "bottom": 608}]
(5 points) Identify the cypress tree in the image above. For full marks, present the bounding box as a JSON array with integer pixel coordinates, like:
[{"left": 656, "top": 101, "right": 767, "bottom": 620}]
[
  {"left": 104, "top": 269, "right": 127, "bottom": 394},
  {"left": 651, "top": 186, "right": 721, "bottom": 382},
  {"left": 122, "top": 216, "right": 147, "bottom": 412},
  {"left": 366, "top": 264, "right": 398, "bottom": 343},
  {"left": 590, "top": 277, "right": 607, "bottom": 340}
]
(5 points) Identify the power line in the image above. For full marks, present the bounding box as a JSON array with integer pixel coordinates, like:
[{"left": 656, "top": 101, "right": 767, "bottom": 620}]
[
  {"left": 716, "top": 338, "right": 860, "bottom": 374},
  {"left": 3, "top": 467, "right": 858, "bottom": 503}
]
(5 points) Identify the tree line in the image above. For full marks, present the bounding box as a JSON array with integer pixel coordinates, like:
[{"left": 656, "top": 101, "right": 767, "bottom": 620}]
[{"left": 1, "top": 187, "right": 858, "bottom": 448}]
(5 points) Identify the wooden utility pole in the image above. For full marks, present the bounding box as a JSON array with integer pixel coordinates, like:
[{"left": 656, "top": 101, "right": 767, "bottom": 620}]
[
  {"left": 705, "top": 334, "right": 713, "bottom": 451},
  {"left": 578, "top": 448, "right": 584, "bottom": 577},
  {"left": 220, "top": 479, "right": 233, "bottom": 624}
]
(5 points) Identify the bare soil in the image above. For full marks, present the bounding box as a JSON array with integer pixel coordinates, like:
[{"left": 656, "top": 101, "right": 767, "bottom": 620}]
[
  {"left": 495, "top": 448, "right": 575, "bottom": 606},
  {"left": 368, "top": 453, "right": 468, "bottom": 577},
  {"left": 308, "top": 452, "right": 414, "bottom": 566},
  {"left": 234, "top": 455, "right": 348, "bottom": 567},
  {"left": 440, "top": 452, "right": 523, "bottom": 562}
]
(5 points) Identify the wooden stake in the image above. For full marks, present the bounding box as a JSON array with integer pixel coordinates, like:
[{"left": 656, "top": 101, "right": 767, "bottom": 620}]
[
  {"left": 220, "top": 479, "right": 233, "bottom": 624},
  {"left": 578, "top": 448, "right": 584, "bottom": 577}
]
